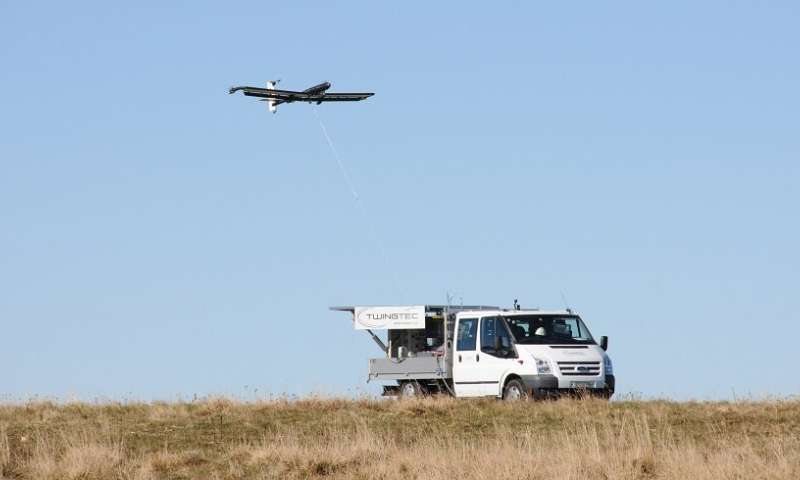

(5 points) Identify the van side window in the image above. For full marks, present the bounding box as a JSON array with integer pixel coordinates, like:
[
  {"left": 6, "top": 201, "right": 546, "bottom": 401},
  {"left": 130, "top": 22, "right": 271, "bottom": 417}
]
[
  {"left": 481, "top": 316, "right": 497, "bottom": 353},
  {"left": 481, "top": 316, "right": 512, "bottom": 356},
  {"left": 456, "top": 318, "right": 478, "bottom": 351}
]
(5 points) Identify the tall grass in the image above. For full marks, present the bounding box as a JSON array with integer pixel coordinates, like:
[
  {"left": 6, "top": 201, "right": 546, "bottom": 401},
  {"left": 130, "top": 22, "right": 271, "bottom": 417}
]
[{"left": 0, "top": 396, "right": 797, "bottom": 479}]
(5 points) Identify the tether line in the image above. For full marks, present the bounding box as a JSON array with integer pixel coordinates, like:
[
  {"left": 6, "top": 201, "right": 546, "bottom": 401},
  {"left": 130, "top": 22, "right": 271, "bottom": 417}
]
[{"left": 312, "top": 107, "right": 401, "bottom": 296}]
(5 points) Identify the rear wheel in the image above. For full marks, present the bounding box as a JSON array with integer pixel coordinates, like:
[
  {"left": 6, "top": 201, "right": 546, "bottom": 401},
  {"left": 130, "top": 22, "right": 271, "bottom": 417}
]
[
  {"left": 502, "top": 379, "right": 528, "bottom": 401},
  {"left": 399, "top": 381, "right": 425, "bottom": 398}
]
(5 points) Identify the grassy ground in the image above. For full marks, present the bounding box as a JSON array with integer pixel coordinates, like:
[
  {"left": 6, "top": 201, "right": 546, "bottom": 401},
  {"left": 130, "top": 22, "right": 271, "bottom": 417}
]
[{"left": 0, "top": 396, "right": 798, "bottom": 479}]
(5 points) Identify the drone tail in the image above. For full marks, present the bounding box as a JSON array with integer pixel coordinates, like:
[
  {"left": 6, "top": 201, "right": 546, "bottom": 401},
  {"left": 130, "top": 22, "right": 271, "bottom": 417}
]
[{"left": 266, "top": 80, "right": 278, "bottom": 114}]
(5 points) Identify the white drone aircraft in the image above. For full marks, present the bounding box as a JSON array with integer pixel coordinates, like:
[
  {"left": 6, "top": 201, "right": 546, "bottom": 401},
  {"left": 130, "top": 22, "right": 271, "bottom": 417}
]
[{"left": 228, "top": 80, "right": 374, "bottom": 113}]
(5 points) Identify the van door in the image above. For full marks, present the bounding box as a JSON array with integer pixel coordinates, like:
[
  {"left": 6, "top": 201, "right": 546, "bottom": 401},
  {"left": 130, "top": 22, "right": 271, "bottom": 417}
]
[
  {"left": 452, "top": 316, "right": 482, "bottom": 397},
  {"left": 476, "top": 316, "right": 516, "bottom": 396}
]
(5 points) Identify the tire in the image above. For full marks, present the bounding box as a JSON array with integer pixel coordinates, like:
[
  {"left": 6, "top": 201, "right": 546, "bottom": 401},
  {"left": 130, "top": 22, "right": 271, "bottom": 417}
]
[
  {"left": 502, "top": 378, "right": 529, "bottom": 401},
  {"left": 399, "top": 381, "right": 424, "bottom": 398}
]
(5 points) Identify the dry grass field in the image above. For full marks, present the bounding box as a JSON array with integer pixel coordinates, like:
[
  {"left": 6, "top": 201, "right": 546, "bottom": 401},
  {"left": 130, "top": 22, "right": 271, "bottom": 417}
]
[{"left": 0, "top": 396, "right": 798, "bottom": 479}]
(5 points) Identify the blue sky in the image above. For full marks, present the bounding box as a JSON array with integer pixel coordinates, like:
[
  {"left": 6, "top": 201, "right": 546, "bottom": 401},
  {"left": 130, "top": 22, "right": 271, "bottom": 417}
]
[{"left": 1, "top": 2, "right": 798, "bottom": 400}]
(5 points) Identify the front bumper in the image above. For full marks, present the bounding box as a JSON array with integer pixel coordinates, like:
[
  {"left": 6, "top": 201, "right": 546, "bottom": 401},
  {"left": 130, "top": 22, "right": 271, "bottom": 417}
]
[{"left": 521, "top": 374, "right": 615, "bottom": 399}]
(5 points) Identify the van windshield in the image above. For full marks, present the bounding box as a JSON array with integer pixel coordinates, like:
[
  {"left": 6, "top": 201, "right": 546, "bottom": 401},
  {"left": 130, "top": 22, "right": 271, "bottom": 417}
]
[{"left": 503, "top": 315, "right": 596, "bottom": 345}]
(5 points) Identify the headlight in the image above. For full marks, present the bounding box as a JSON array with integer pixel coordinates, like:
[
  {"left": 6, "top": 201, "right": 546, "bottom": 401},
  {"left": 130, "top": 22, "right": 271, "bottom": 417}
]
[
  {"left": 604, "top": 357, "right": 613, "bottom": 375},
  {"left": 533, "top": 357, "right": 552, "bottom": 374}
]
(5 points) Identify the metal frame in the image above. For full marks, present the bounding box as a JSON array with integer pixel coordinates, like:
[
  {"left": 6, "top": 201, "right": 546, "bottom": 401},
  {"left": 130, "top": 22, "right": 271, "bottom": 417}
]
[{"left": 331, "top": 304, "right": 498, "bottom": 383}]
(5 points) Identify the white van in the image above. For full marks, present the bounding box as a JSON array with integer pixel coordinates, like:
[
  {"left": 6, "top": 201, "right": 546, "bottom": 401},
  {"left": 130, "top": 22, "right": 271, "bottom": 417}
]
[{"left": 332, "top": 304, "right": 614, "bottom": 400}]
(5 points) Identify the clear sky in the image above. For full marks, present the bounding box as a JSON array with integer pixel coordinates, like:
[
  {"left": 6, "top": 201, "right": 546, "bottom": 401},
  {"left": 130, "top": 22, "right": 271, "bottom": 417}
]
[{"left": 1, "top": 2, "right": 798, "bottom": 401}]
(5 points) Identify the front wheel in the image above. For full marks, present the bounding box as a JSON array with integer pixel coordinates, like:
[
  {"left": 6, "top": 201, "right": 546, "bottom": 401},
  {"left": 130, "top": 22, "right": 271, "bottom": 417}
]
[
  {"left": 502, "top": 379, "right": 529, "bottom": 401},
  {"left": 597, "top": 389, "right": 614, "bottom": 400}
]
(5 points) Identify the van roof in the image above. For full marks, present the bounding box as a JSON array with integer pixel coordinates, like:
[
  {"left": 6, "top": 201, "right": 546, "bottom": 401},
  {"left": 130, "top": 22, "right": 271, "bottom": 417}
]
[{"left": 455, "top": 309, "right": 577, "bottom": 316}]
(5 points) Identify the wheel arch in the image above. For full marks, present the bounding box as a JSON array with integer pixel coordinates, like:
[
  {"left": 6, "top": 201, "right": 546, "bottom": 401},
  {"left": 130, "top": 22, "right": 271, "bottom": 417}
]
[{"left": 499, "top": 372, "right": 523, "bottom": 397}]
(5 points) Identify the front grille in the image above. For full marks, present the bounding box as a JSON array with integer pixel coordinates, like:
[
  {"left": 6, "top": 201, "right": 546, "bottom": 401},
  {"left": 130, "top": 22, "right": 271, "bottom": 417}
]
[{"left": 557, "top": 361, "right": 601, "bottom": 376}]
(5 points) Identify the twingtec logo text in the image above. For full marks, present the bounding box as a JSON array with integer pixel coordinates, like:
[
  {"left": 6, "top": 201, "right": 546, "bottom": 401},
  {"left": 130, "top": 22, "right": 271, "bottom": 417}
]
[{"left": 353, "top": 306, "right": 425, "bottom": 330}]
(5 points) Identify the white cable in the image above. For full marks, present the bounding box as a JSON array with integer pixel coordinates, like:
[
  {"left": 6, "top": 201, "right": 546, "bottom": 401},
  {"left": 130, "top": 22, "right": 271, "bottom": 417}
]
[
  {"left": 312, "top": 107, "right": 401, "bottom": 296},
  {"left": 313, "top": 108, "right": 361, "bottom": 203}
]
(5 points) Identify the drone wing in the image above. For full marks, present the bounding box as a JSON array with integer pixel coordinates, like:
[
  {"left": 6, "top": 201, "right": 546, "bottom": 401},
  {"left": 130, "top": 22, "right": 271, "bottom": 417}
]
[
  {"left": 230, "top": 86, "right": 373, "bottom": 103},
  {"left": 229, "top": 86, "right": 309, "bottom": 102},
  {"left": 315, "top": 92, "right": 374, "bottom": 102}
]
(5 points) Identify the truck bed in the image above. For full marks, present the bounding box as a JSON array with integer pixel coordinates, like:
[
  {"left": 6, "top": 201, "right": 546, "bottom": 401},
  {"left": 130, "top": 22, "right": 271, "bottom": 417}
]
[{"left": 368, "top": 355, "right": 449, "bottom": 381}]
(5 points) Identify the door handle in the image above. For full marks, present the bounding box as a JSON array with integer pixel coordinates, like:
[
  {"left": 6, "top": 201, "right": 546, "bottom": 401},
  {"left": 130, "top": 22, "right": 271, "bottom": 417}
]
[
  {"left": 476, "top": 354, "right": 480, "bottom": 362},
  {"left": 458, "top": 354, "right": 462, "bottom": 363}
]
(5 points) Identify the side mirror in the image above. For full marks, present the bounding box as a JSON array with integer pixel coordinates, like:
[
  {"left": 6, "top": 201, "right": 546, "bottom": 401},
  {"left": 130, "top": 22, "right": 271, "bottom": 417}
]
[{"left": 600, "top": 336, "right": 608, "bottom": 351}]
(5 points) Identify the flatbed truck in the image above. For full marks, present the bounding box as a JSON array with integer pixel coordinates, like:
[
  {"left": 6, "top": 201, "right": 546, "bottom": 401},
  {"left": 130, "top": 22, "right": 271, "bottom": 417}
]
[{"left": 332, "top": 304, "right": 614, "bottom": 400}]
